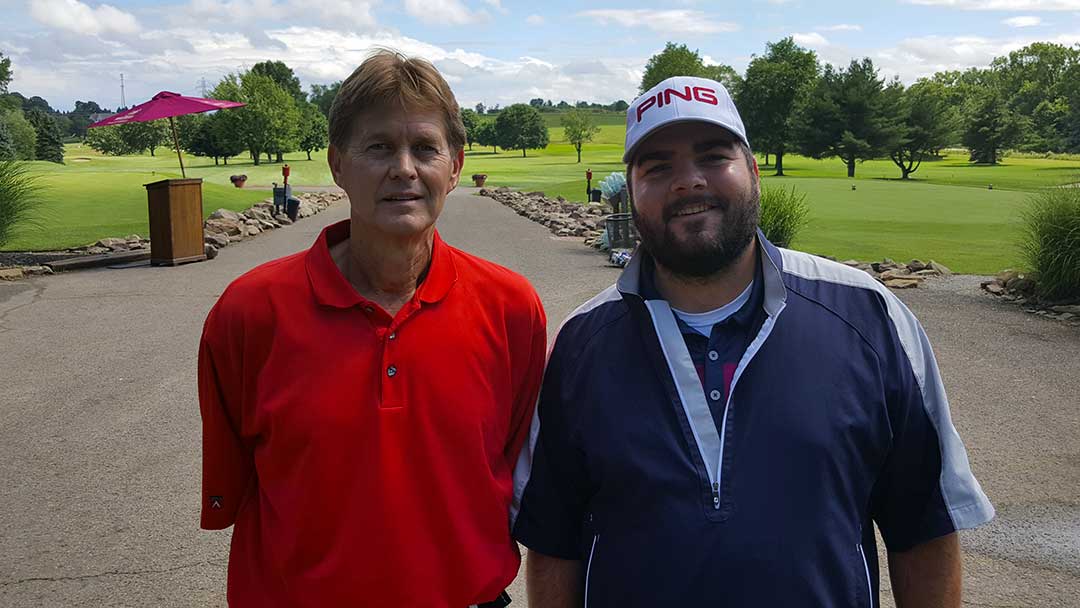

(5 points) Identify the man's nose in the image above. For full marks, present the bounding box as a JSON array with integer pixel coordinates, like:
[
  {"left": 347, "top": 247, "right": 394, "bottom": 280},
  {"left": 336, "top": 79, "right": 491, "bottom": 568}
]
[
  {"left": 388, "top": 148, "right": 417, "bottom": 180},
  {"left": 670, "top": 159, "right": 707, "bottom": 193}
]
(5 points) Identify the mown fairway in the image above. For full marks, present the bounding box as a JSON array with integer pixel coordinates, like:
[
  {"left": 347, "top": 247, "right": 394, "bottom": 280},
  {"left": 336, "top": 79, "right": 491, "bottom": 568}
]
[{"left": 5, "top": 114, "right": 1078, "bottom": 275}]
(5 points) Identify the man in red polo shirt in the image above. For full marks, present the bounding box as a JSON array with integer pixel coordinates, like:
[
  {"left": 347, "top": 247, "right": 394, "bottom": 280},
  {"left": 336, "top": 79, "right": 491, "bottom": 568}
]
[{"left": 197, "top": 50, "right": 546, "bottom": 607}]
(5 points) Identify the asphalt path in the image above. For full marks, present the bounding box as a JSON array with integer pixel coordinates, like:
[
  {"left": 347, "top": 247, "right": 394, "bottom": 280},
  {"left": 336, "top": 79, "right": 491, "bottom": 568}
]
[{"left": 0, "top": 187, "right": 1077, "bottom": 606}]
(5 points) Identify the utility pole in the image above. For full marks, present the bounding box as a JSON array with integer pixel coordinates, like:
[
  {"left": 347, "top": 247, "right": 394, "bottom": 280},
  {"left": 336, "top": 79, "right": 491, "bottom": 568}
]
[
  {"left": 199, "top": 78, "right": 209, "bottom": 97},
  {"left": 120, "top": 73, "right": 126, "bottom": 109}
]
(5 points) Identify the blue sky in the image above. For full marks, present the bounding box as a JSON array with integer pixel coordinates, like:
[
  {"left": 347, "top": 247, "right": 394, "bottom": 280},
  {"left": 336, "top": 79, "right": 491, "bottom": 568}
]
[{"left": 3, "top": 0, "right": 1080, "bottom": 112}]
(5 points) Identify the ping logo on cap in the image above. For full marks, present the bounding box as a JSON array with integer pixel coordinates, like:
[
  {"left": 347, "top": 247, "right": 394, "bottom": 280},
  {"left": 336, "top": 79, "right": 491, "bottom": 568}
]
[{"left": 635, "top": 86, "right": 720, "bottom": 123}]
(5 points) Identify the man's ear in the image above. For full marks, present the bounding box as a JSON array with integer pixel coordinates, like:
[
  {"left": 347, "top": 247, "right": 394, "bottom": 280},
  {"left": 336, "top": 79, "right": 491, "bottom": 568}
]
[
  {"left": 447, "top": 147, "right": 465, "bottom": 192},
  {"left": 327, "top": 144, "right": 344, "bottom": 188},
  {"left": 752, "top": 155, "right": 760, "bottom": 178}
]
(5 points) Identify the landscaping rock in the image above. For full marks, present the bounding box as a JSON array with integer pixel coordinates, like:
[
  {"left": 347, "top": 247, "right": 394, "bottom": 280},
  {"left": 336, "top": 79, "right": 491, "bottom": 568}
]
[
  {"left": 884, "top": 279, "right": 921, "bottom": 289},
  {"left": 204, "top": 232, "right": 229, "bottom": 249},
  {"left": 86, "top": 246, "right": 109, "bottom": 255},
  {"left": 209, "top": 209, "right": 246, "bottom": 223},
  {"left": 204, "top": 243, "right": 218, "bottom": 260},
  {"left": 205, "top": 218, "right": 244, "bottom": 237},
  {"left": 23, "top": 265, "right": 53, "bottom": 276},
  {"left": 879, "top": 270, "right": 922, "bottom": 282},
  {"left": 982, "top": 281, "right": 1005, "bottom": 295},
  {"left": 95, "top": 237, "right": 130, "bottom": 251},
  {"left": 0, "top": 267, "right": 25, "bottom": 281},
  {"left": 1050, "top": 305, "right": 1080, "bottom": 315},
  {"left": 908, "top": 259, "right": 927, "bottom": 272},
  {"left": 927, "top": 261, "right": 952, "bottom": 276}
]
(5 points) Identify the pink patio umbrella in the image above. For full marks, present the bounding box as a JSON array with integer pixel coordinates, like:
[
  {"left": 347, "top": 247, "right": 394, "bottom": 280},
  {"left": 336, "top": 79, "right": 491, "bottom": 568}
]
[{"left": 89, "top": 91, "right": 245, "bottom": 178}]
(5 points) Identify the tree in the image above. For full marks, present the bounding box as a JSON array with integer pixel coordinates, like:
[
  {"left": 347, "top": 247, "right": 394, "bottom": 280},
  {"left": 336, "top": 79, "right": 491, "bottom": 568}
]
[
  {"left": 1, "top": 110, "right": 36, "bottom": 160},
  {"left": 494, "top": 103, "right": 548, "bottom": 157},
  {"left": 122, "top": 120, "right": 168, "bottom": 155},
  {"left": 529, "top": 98, "right": 545, "bottom": 108},
  {"left": 962, "top": 87, "right": 1026, "bottom": 164},
  {"left": 298, "top": 103, "right": 328, "bottom": 160},
  {"left": 85, "top": 124, "right": 126, "bottom": 155},
  {"left": 991, "top": 43, "right": 1079, "bottom": 152},
  {"left": 460, "top": 108, "right": 480, "bottom": 151},
  {"left": 85, "top": 120, "right": 167, "bottom": 156},
  {"left": 640, "top": 42, "right": 739, "bottom": 94},
  {"left": 0, "top": 120, "right": 15, "bottom": 160},
  {"left": 887, "top": 80, "right": 957, "bottom": 179},
  {"left": 0, "top": 52, "right": 11, "bottom": 94},
  {"left": 211, "top": 71, "right": 299, "bottom": 166},
  {"left": 252, "top": 60, "right": 306, "bottom": 105},
  {"left": 66, "top": 100, "right": 107, "bottom": 138},
  {"left": 793, "top": 58, "right": 901, "bottom": 178},
  {"left": 475, "top": 102, "right": 486, "bottom": 115},
  {"left": 737, "top": 37, "right": 818, "bottom": 176},
  {"left": 610, "top": 100, "right": 629, "bottom": 112},
  {"left": 309, "top": 82, "right": 341, "bottom": 118},
  {"left": 25, "top": 108, "right": 63, "bottom": 163},
  {"left": 561, "top": 109, "right": 600, "bottom": 163},
  {"left": 474, "top": 121, "right": 498, "bottom": 153},
  {"left": 21, "top": 95, "right": 54, "bottom": 114}
]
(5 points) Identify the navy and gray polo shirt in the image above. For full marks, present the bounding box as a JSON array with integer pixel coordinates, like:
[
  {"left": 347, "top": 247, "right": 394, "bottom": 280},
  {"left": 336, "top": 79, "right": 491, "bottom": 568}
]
[{"left": 511, "top": 231, "right": 993, "bottom": 608}]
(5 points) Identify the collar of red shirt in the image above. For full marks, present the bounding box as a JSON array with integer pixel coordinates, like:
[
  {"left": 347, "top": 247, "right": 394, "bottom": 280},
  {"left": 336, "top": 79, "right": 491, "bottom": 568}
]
[{"left": 305, "top": 219, "right": 458, "bottom": 309}]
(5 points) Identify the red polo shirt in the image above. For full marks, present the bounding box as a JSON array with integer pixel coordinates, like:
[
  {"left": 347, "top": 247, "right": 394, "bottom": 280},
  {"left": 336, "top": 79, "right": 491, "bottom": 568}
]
[{"left": 198, "top": 220, "right": 546, "bottom": 607}]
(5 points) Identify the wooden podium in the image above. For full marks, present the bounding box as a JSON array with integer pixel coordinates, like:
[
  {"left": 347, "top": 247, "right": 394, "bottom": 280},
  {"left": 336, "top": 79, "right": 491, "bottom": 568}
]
[{"left": 144, "top": 178, "right": 207, "bottom": 266}]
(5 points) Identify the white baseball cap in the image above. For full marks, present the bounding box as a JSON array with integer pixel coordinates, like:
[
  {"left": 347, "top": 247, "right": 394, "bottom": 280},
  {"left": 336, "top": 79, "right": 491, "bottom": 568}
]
[{"left": 623, "top": 76, "right": 749, "bottom": 164}]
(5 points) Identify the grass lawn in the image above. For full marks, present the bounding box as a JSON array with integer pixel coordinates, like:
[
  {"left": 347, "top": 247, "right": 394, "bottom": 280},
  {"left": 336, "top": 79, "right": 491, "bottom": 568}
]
[
  {"left": 3, "top": 144, "right": 328, "bottom": 251},
  {"left": 777, "top": 178, "right": 1028, "bottom": 275},
  {"left": 3, "top": 129, "right": 1073, "bottom": 274}
]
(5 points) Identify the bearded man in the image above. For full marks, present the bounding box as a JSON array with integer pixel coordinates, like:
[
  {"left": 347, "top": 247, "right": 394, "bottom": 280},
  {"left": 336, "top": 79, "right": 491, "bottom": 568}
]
[{"left": 510, "top": 76, "right": 993, "bottom": 608}]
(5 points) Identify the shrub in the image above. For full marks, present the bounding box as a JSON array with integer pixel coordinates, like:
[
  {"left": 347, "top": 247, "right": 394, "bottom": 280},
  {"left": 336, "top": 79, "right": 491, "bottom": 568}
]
[
  {"left": 758, "top": 183, "right": 810, "bottom": 248},
  {"left": 0, "top": 161, "right": 44, "bottom": 248},
  {"left": 1019, "top": 186, "right": 1080, "bottom": 301}
]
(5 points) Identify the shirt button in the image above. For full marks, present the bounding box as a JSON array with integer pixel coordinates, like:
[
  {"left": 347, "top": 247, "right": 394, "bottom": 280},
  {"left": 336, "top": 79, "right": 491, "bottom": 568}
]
[
  {"left": 708, "top": 350, "right": 719, "bottom": 361},
  {"left": 364, "top": 306, "right": 374, "bottom": 313},
  {"left": 388, "top": 332, "right": 396, "bottom": 340},
  {"left": 387, "top": 365, "right": 397, "bottom": 377},
  {"left": 709, "top": 389, "right": 722, "bottom": 401}
]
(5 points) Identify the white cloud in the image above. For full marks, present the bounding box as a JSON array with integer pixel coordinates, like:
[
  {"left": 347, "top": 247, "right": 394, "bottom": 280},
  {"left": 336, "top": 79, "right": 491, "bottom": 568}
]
[
  {"left": 792, "top": 32, "right": 829, "bottom": 47},
  {"left": 1003, "top": 15, "right": 1043, "bottom": 26},
  {"left": 577, "top": 9, "right": 738, "bottom": 34},
  {"left": 904, "top": 0, "right": 1080, "bottom": 9},
  {"left": 403, "top": 0, "right": 487, "bottom": 25},
  {"left": 482, "top": 0, "right": 507, "bottom": 13},
  {"left": 818, "top": 24, "right": 862, "bottom": 31},
  {"left": 28, "top": 0, "right": 139, "bottom": 35},
  {"left": 181, "top": 0, "right": 377, "bottom": 28},
  {"left": 526, "top": 14, "right": 545, "bottom": 25},
  {"left": 821, "top": 31, "right": 1080, "bottom": 84}
]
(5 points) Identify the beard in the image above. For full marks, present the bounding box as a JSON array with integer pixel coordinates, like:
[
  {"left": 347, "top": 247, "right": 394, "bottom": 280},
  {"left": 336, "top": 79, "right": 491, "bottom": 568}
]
[{"left": 633, "top": 183, "right": 760, "bottom": 279}]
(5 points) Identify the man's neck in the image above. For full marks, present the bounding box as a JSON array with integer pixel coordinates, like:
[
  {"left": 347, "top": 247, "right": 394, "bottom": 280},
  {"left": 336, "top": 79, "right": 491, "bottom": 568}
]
[
  {"left": 329, "top": 222, "right": 435, "bottom": 316},
  {"left": 653, "top": 238, "right": 758, "bottom": 314}
]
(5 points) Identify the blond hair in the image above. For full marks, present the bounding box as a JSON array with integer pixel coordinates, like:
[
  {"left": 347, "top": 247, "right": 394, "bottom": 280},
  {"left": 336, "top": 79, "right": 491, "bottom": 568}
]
[{"left": 329, "top": 49, "right": 466, "bottom": 151}]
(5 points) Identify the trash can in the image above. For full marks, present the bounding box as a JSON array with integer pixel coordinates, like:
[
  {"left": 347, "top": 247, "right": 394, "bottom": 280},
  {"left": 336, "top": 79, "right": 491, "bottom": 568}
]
[
  {"left": 144, "top": 178, "right": 207, "bottom": 266},
  {"left": 286, "top": 196, "right": 300, "bottom": 221},
  {"left": 605, "top": 212, "right": 636, "bottom": 250},
  {"left": 590, "top": 188, "right": 602, "bottom": 203},
  {"left": 272, "top": 183, "right": 293, "bottom": 216}
]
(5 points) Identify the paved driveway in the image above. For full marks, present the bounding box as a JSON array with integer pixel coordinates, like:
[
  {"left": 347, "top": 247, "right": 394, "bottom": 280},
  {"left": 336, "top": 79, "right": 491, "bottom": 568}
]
[{"left": 0, "top": 187, "right": 1077, "bottom": 606}]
